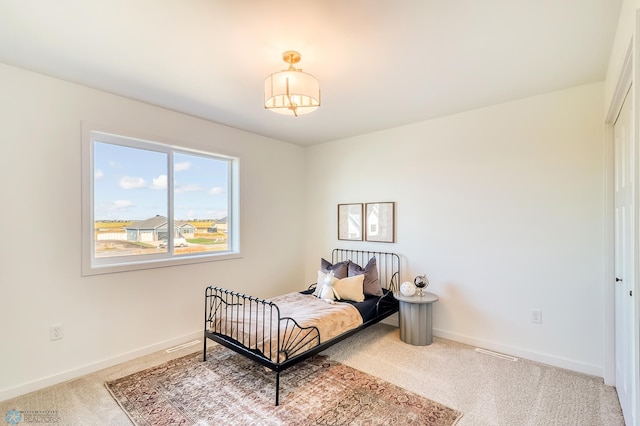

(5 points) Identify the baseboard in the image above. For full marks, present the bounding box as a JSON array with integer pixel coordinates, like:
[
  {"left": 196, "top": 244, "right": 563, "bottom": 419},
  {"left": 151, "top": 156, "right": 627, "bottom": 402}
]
[
  {"left": 380, "top": 312, "right": 399, "bottom": 327},
  {"left": 0, "top": 330, "right": 202, "bottom": 402},
  {"left": 433, "top": 328, "right": 604, "bottom": 378},
  {"left": 376, "top": 321, "right": 602, "bottom": 377}
]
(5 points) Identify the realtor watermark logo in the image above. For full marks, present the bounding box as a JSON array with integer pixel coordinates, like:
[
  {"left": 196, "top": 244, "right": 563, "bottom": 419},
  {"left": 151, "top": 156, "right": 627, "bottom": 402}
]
[
  {"left": 5, "top": 410, "right": 22, "bottom": 425},
  {"left": 5, "top": 409, "right": 59, "bottom": 424}
]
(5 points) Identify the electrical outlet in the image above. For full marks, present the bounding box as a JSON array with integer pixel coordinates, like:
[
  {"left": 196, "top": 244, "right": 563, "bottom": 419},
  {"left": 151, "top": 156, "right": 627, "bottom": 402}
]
[
  {"left": 50, "top": 324, "right": 63, "bottom": 341},
  {"left": 530, "top": 309, "right": 542, "bottom": 324}
]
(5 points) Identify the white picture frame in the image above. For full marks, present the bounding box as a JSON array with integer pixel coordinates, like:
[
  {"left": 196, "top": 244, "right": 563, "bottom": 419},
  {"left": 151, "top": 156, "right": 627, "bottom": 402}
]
[
  {"left": 365, "top": 202, "right": 395, "bottom": 243},
  {"left": 338, "top": 203, "right": 363, "bottom": 241}
]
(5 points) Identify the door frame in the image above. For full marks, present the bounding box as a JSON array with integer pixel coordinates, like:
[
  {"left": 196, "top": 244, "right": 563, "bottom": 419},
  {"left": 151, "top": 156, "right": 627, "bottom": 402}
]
[
  {"left": 604, "top": 30, "right": 639, "bottom": 423},
  {"left": 604, "top": 37, "right": 632, "bottom": 387}
]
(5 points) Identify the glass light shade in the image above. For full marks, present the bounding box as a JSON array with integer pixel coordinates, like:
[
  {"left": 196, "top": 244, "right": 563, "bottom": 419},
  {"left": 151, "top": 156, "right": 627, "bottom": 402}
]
[{"left": 264, "top": 69, "right": 320, "bottom": 115}]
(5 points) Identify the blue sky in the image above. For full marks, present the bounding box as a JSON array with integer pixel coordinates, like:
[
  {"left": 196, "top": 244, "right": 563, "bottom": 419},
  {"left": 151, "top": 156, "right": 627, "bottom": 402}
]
[{"left": 94, "top": 142, "right": 228, "bottom": 221}]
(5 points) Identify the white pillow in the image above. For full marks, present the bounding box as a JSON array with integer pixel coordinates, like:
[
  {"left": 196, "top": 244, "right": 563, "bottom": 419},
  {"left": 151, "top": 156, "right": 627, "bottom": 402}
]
[
  {"left": 333, "top": 274, "right": 365, "bottom": 302},
  {"left": 314, "top": 270, "right": 336, "bottom": 297}
]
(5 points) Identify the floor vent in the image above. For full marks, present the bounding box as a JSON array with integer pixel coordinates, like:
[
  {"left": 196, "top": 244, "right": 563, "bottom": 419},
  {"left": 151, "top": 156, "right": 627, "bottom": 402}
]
[
  {"left": 166, "top": 340, "right": 201, "bottom": 353},
  {"left": 474, "top": 348, "right": 518, "bottom": 362}
]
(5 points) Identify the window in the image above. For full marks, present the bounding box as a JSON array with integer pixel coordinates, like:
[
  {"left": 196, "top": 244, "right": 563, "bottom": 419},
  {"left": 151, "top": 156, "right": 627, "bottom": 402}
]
[{"left": 82, "top": 127, "right": 239, "bottom": 275}]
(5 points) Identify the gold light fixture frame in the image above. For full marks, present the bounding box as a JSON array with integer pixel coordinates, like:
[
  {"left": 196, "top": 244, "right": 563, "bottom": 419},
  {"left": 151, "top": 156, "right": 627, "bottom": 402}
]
[{"left": 264, "top": 50, "right": 321, "bottom": 117}]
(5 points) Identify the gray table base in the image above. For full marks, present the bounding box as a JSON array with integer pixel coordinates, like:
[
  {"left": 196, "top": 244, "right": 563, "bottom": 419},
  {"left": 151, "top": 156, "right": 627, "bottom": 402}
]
[{"left": 399, "top": 299, "right": 434, "bottom": 346}]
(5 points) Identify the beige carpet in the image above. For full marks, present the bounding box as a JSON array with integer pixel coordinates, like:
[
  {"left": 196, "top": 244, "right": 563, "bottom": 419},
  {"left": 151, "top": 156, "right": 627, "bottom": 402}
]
[
  {"left": 0, "top": 323, "right": 625, "bottom": 425},
  {"left": 106, "top": 344, "right": 462, "bottom": 425},
  {"left": 323, "top": 325, "right": 625, "bottom": 426}
]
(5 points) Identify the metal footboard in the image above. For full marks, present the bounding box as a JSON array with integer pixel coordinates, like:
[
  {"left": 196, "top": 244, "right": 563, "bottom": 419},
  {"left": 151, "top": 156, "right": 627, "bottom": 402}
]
[{"left": 203, "top": 286, "right": 321, "bottom": 405}]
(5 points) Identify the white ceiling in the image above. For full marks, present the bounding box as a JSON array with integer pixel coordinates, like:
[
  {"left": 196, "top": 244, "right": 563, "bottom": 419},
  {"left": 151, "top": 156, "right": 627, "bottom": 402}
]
[{"left": 0, "top": 0, "right": 622, "bottom": 146}]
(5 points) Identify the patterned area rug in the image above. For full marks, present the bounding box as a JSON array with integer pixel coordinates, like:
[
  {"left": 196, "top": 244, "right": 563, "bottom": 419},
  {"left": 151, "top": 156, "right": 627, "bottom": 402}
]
[{"left": 106, "top": 344, "right": 462, "bottom": 425}]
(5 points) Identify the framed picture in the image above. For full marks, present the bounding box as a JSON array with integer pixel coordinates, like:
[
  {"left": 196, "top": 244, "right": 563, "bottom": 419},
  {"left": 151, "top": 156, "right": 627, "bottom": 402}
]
[
  {"left": 337, "top": 203, "right": 363, "bottom": 241},
  {"left": 365, "top": 202, "right": 395, "bottom": 243}
]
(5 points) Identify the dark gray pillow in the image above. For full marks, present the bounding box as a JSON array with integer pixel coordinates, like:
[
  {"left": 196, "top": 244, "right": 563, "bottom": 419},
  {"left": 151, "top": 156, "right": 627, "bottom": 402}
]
[
  {"left": 348, "top": 256, "right": 383, "bottom": 297},
  {"left": 321, "top": 258, "right": 349, "bottom": 279}
]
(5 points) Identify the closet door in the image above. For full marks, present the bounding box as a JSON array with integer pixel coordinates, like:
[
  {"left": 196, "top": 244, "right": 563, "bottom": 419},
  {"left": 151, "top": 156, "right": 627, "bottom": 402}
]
[{"left": 613, "top": 84, "right": 636, "bottom": 426}]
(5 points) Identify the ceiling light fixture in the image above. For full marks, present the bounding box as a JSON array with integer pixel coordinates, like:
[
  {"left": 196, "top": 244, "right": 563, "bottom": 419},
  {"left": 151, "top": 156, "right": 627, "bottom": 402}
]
[{"left": 264, "top": 51, "right": 320, "bottom": 117}]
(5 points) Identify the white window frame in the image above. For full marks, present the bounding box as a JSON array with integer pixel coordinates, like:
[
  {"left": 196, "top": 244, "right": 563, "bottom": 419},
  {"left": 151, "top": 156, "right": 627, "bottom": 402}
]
[{"left": 81, "top": 124, "right": 240, "bottom": 276}]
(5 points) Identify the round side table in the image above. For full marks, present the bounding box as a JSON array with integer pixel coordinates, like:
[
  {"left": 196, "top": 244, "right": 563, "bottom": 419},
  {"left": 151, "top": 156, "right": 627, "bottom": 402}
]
[{"left": 394, "top": 292, "right": 439, "bottom": 346}]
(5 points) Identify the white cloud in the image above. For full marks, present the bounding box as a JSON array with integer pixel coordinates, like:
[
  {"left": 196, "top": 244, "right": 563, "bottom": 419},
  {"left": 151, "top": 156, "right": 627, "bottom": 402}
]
[
  {"left": 119, "top": 176, "right": 146, "bottom": 189},
  {"left": 95, "top": 169, "right": 104, "bottom": 179},
  {"left": 175, "top": 161, "right": 191, "bottom": 172},
  {"left": 209, "top": 186, "right": 224, "bottom": 195},
  {"left": 176, "top": 183, "right": 202, "bottom": 193},
  {"left": 151, "top": 174, "right": 167, "bottom": 189},
  {"left": 108, "top": 200, "right": 135, "bottom": 212}
]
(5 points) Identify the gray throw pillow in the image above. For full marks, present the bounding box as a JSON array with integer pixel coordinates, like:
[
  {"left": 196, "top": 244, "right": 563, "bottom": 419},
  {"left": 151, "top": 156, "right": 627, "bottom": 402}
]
[
  {"left": 320, "top": 258, "right": 349, "bottom": 279},
  {"left": 348, "top": 256, "right": 383, "bottom": 297}
]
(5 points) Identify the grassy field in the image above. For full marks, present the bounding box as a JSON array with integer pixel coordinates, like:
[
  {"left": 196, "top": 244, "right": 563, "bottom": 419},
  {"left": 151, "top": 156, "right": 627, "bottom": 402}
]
[
  {"left": 95, "top": 221, "right": 132, "bottom": 230},
  {"left": 95, "top": 220, "right": 216, "bottom": 230},
  {"left": 189, "top": 237, "right": 226, "bottom": 245}
]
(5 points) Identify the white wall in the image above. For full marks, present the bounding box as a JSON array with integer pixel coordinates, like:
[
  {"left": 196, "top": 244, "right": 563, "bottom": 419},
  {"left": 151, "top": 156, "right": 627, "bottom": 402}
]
[
  {"left": 305, "top": 83, "right": 605, "bottom": 376},
  {"left": 0, "top": 63, "right": 307, "bottom": 401}
]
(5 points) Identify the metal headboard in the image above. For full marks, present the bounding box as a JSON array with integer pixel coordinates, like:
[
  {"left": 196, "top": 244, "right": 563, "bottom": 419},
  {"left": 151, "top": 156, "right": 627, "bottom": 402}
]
[{"left": 332, "top": 248, "right": 400, "bottom": 293}]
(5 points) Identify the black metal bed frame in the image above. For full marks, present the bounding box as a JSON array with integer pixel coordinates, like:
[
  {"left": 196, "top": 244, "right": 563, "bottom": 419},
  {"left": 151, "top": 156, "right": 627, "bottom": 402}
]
[{"left": 203, "top": 248, "right": 400, "bottom": 405}]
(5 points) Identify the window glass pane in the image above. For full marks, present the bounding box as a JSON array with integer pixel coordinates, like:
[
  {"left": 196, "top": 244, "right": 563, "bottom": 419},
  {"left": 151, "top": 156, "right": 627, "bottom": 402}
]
[
  {"left": 173, "top": 152, "right": 229, "bottom": 254},
  {"left": 93, "top": 141, "right": 168, "bottom": 258},
  {"left": 84, "top": 128, "right": 238, "bottom": 275}
]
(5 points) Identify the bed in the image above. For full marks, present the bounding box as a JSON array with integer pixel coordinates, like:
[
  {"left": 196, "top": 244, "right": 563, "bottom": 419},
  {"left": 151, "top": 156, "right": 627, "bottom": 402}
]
[{"left": 203, "top": 248, "right": 400, "bottom": 405}]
